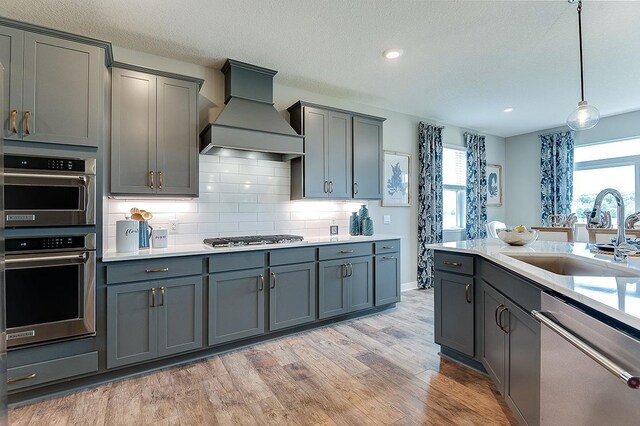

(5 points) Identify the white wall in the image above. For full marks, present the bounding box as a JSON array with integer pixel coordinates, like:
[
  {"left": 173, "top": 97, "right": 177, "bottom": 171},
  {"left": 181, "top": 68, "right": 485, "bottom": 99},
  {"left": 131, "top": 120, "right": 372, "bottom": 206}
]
[
  {"left": 505, "top": 110, "right": 640, "bottom": 227},
  {"left": 108, "top": 46, "right": 507, "bottom": 287}
]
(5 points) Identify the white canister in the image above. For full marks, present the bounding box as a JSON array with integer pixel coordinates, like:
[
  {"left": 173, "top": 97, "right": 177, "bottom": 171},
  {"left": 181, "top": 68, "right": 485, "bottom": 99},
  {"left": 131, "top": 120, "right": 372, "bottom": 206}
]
[
  {"left": 152, "top": 227, "right": 169, "bottom": 249},
  {"left": 116, "top": 220, "right": 139, "bottom": 253}
]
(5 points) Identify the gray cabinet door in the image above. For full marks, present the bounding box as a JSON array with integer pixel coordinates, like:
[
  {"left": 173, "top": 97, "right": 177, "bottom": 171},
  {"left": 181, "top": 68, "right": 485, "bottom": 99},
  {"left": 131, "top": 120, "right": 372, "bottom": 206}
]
[
  {"left": 303, "top": 107, "right": 328, "bottom": 198},
  {"left": 326, "top": 110, "right": 352, "bottom": 199},
  {"left": 434, "top": 271, "right": 474, "bottom": 357},
  {"left": 156, "top": 76, "right": 198, "bottom": 196},
  {"left": 318, "top": 259, "right": 348, "bottom": 319},
  {"left": 208, "top": 268, "right": 265, "bottom": 346},
  {"left": 107, "top": 282, "right": 158, "bottom": 369},
  {"left": 158, "top": 276, "right": 203, "bottom": 357},
  {"left": 348, "top": 256, "right": 373, "bottom": 312},
  {"left": 505, "top": 300, "right": 540, "bottom": 426},
  {"left": 111, "top": 68, "right": 157, "bottom": 194},
  {"left": 0, "top": 26, "right": 23, "bottom": 140},
  {"left": 22, "top": 33, "right": 101, "bottom": 147},
  {"left": 375, "top": 254, "right": 400, "bottom": 305},
  {"left": 269, "top": 262, "right": 317, "bottom": 331},
  {"left": 352, "top": 116, "right": 383, "bottom": 199},
  {"left": 481, "top": 281, "right": 506, "bottom": 394}
]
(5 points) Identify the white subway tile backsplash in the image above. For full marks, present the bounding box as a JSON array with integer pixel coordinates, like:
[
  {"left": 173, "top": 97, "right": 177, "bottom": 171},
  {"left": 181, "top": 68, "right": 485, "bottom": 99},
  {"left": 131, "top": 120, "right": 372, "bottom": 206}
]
[{"left": 104, "top": 156, "right": 366, "bottom": 251}]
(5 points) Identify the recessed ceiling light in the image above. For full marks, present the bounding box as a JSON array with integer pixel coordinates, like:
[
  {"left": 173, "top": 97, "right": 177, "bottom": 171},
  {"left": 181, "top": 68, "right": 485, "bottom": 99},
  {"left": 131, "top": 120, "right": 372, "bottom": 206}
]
[
  {"left": 383, "top": 48, "right": 403, "bottom": 60},
  {"left": 503, "top": 107, "right": 514, "bottom": 113}
]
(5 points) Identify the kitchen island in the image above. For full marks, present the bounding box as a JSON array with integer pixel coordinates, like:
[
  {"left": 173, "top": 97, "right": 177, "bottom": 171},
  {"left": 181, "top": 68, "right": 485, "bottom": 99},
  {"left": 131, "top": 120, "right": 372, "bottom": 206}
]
[{"left": 430, "top": 238, "right": 640, "bottom": 425}]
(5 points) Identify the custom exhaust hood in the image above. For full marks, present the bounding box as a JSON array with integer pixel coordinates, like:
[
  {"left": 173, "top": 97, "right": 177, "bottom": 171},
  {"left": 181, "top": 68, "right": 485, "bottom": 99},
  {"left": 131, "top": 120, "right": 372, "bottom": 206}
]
[{"left": 199, "top": 59, "right": 303, "bottom": 161}]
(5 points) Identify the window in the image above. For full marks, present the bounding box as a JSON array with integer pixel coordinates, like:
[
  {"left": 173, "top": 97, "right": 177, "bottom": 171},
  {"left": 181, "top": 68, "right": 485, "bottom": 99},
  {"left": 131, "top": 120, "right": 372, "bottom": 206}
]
[
  {"left": 572, "top": 138, "right": 640, "bottom": 225},
  {"left": 443, "top": 147, "right": 467, "bottom": 229}
]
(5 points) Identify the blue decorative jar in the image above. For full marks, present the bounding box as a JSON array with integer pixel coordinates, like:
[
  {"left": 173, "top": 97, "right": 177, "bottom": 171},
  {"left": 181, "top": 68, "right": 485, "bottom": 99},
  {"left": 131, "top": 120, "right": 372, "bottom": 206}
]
[
  {"left": 362, "top": 217, "right": 374, "bottom": 236},
  {"left": 358, "top": 205, "right": 369, "bottom": 233},
  {"left": 350, "top": 212, "right": 360, "bottom": 236}
]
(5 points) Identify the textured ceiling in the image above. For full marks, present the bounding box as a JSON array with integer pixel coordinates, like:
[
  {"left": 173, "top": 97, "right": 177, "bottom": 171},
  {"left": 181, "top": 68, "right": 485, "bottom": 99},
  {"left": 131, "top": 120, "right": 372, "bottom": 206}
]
[{"left": 2, "top": 0, "right": 639, "bottom": 137}]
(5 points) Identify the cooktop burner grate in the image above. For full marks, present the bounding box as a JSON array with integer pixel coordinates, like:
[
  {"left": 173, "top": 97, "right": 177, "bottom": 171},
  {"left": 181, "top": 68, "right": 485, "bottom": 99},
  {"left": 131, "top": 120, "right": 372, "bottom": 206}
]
[{"left": 204, "top": 234, "right": 304, "bottom": 248}]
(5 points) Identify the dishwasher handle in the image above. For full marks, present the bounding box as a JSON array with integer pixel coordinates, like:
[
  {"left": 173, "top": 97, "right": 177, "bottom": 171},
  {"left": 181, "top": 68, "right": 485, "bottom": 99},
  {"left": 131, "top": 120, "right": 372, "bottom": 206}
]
[{"left": 532, "top": 310, "right": 640, "bottom": 390}]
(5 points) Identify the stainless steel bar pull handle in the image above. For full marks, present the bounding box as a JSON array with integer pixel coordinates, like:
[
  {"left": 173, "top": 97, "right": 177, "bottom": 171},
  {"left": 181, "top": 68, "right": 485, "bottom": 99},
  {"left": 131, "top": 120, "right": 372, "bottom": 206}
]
[
  {"left": 354, "top": 182, "right": 359, "bottom": 195},
  {"left": 24, "top": 111, "right": 31, "bottom": 135},
  {"left": 10, "top": 109, "right": 17, "bottom": 133},
  {"left": 342, "top": 264, "right": 348, "bottom": 278},
  {"left": 5, "top": 253, "right": 86, "bottom": 264},
  {"left": 382, "top": 256, "right": 396, "bottom": 260},
  {"left": 145, "top": 268, "right": 169, "bottom": 273},
  {"left": 258, "top": 275, "right": 264, "bottom": 291},
  {"left": 7, "top": 373, "right": 37, "bottom": 385},
  {"left": 4, "top": 172, "right": 87, "bottom": 181},
  {"left": 324, "top": 181, "right": 328, "bottom": 193},
  {"left": 383, "top": 246, "right": 394, "bottom": 249},
  {"left": 160, "top": 287, "right": 165, "bottom": 306},
  {"left": 532, "top": 310, "right": 640, "bottom": 389},
  {"left": 270, "top": 272, "right": 276, "bottom": 289},
  {"left": 444, "top": 261, "right": 463, "bottom": 267},
  {"left": 151, "top": 288, "right": 156, "bottom": 307},
  {"left": 340, "top": 250, "right": 354, "bottom": 254},
  {"left": 329, "top": 181, "right": 333, "bottom": 193},
  {"left": 347, "top": 263, "right": 353, "bottom": 277}
]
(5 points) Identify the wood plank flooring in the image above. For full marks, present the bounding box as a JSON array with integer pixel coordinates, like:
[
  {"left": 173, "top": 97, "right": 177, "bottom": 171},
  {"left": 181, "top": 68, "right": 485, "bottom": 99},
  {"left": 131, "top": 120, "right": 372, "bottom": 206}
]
[{"left": 9, "top": 289, "right": 517, "bottom": 425}]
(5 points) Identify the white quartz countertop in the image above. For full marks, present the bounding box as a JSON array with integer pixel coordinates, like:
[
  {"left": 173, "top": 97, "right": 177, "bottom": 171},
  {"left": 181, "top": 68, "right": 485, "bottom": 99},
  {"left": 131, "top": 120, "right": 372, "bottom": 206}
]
[
  {"left": 429, "top": 239, "right": 640, "bottom": 331},
  {"left": 102, "top": 234, "right": 402, "bottom": 262}
]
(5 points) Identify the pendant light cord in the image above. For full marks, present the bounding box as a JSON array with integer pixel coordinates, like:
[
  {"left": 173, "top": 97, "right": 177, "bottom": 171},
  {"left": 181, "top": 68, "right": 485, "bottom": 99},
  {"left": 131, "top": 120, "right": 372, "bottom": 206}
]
[{"left": 577, "top": 0, "right": 585, "bottom": 102}]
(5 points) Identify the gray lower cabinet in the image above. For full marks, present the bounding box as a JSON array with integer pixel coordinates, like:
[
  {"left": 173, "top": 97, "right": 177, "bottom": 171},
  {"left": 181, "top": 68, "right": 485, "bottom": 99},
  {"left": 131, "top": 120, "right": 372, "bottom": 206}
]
[
  {"left": 0, "top": 26, "right": 103, "bottom": 146},
  {"left": 318, "top": 256, "right": 373, "bottom": 319},
  {"left": 375, "top": 252, "right": 401, "bottom": 306},
  {"left": 111, "top": 67, "right": 199, "bottom": 196},
  {"left": 208, "top": 268, "right": 265, "bottom": 345},
  {"left": 269, "top": 262, "right": 317, "bottom": 331},
  {"left": 435, "top": 271, "right": 474, "bottom": 357},
  {"left": 480, "top": 280, "right": 540, "bottom": 426},
  {"left": 352, "top": 116, "right": 383, "bottom": 199},
  {"left": 107, "top": 277, "right": 203, "bottom": 368}
]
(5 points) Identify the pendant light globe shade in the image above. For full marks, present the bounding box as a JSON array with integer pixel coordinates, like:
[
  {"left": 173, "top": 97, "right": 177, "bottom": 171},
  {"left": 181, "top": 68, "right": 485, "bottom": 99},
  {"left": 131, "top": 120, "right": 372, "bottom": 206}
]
[{"left": 567, "top": 100, "right": 600, "bottom": 130}]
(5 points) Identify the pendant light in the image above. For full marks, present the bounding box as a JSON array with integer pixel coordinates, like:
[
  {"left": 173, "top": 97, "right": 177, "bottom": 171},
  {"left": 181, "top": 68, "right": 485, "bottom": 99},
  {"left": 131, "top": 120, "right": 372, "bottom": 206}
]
[{"left": 566, "top": 0, "right": 599, "bottom": 130}]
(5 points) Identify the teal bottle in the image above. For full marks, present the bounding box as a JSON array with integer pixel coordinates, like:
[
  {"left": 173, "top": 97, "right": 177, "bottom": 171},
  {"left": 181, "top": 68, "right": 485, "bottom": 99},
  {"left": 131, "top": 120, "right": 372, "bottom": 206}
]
[
  {"left": 349, "top": 212, "right": 360, "bottom": 236},
  {"left": 358, "top": 205, "right": 369, "bottom": 234},
  {"left": 362, "top": 217, "right": 374, "bottom": 236}
]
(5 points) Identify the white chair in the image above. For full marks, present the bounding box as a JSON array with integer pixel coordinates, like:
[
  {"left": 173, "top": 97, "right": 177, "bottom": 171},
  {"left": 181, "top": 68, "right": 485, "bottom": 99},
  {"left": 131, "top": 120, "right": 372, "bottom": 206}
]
[
  {"left": 486, "top": 221, "right": 506, "bottom": 238},
  {"left": 531, "top": 226, "right": 574, "bottom": 242}
]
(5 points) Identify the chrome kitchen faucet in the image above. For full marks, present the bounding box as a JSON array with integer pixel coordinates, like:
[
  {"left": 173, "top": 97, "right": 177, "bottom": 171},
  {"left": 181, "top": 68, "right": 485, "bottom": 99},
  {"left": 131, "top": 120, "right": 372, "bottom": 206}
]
[{"left": 589, "top": 188, "right": 633, "bottom": 262}]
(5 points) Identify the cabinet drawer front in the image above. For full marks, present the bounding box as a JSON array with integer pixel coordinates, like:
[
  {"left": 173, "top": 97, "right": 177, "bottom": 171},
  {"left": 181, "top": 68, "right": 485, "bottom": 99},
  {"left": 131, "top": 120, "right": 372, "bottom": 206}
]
[
  {"left": 7, "top": 352, "right": 98, "bottom": 391},
  {"left": 269, "top": 247, "right": 316, "bottom": 266},
  {"left": 107, "top": 257, "right": 202, "bottom": 284},
  {"left": 434, "top": 251, "right": 474, "bottom": 275},
  {"left": 374, "top": 240, "right": 400, "bottom": 254},
  {"left": 480, "top": 261, "right": 541, "bottom": 312},
  {"left": 209, "top": 251, "right": 265, "bottom": 273},
  {"left": 318, "top": 243, "right": 372, "bottom": 260}
]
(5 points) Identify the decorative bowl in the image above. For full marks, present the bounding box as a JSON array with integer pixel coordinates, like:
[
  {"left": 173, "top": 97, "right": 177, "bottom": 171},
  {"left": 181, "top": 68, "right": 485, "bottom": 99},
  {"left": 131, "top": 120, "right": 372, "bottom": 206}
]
[{"left": 497, "top": 229, "right": 538, "bottom": 246}]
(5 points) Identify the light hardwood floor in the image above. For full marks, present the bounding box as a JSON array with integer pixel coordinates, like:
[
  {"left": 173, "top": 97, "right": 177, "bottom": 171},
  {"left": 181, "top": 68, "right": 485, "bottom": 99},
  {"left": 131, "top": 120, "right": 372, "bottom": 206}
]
[{"left": 10, "top": 289, "right": 517, "bottom": 425}]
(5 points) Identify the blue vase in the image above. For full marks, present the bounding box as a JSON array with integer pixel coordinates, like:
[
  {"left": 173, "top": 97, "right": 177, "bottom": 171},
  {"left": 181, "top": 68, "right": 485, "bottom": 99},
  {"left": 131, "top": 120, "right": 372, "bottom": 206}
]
[
  {"left": 358, "top": 205, "right": 369, "bottom": 234},
  {"left": 350, "top": 212, "right": 360, "bottom": 236},
  {"left": 139, "top": 221, "right": 152, "bottom": 249},
  {"left": 362, "top": 217, "right": 374, "bottom": 236}
]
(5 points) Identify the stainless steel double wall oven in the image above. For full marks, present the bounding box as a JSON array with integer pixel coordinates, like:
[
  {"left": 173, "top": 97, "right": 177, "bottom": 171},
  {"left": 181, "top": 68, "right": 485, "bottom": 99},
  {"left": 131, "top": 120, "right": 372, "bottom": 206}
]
[{"left": 3, "top": 154, "right": 97, "bottom": 348}]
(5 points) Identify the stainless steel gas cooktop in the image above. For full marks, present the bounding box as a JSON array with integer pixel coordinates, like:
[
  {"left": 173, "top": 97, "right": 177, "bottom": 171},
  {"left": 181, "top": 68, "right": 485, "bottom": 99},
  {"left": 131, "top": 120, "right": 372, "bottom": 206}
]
[{"left": 203, "top": 234, "right": 304, "bottom": 248}]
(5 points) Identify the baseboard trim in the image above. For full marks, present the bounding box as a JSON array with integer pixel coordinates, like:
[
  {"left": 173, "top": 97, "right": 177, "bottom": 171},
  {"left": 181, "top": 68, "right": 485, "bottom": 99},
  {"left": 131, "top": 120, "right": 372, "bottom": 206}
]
[{"left": 401, "top": 281, "right": 418, "bottom": 292}]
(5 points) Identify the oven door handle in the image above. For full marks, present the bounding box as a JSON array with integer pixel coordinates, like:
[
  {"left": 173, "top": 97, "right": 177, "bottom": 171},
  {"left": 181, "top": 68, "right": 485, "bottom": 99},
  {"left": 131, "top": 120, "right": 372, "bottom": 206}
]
[
  {"left": 5, "top": 253, "right": 87, "bottom": 264},
  {"left": 4, "top": 172, "right": 87, "bottom": 182}
]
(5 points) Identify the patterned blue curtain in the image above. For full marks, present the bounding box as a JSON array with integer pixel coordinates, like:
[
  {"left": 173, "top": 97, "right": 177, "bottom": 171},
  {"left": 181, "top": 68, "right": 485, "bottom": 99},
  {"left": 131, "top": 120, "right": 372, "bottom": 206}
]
[
  {"left": 417, "top": 122, "right": 444, "bottom": 289},
  {"left": 465, "top": 132, "right": 488, "bottom": 240},
  {"left": 540, "top": 131, "right": 574, "bottom": 225}
]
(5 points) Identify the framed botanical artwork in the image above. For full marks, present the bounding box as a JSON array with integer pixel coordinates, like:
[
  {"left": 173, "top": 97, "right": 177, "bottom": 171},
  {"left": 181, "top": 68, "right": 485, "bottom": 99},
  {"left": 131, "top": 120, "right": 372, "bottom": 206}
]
[
  {"left": 382, "top": 151, "right": 411, "bottom": 207},
  {"left": 486, "top": 164, "right": 502, "bottom": 206}
]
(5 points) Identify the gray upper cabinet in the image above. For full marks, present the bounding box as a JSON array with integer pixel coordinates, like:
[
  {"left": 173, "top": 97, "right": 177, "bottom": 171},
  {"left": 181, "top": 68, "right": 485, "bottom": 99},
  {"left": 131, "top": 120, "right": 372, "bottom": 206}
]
[
  {"left": 110, "top": 66, "right": 199, "bottom": 197},
  {"left": 208, "top": 267, "right": 266, "bottom": 346},
  {"left": 110, "top": 68, "right": 156, "bottom": 195},
  {"left": 0, "top": 26, "right": 23, "bottom": 141},
  {"left": 288, "top": 101, "right": 384, "bottom": 200},
  {"left": 107, "top": 276, "right": 203, "bottom": 369},
  {"left": 0, "top": 27, "right": 103, "bottom": 146},
  {"left": 269, "top": 262, "right": 317, "bottom": 331},
  {"left": 352, "top": 116, "right": 383, "bottom": 199}
]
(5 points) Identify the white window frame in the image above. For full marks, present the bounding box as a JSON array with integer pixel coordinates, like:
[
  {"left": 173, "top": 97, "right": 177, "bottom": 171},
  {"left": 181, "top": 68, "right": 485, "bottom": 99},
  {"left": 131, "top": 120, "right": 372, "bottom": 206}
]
[
  {"left": 573, "top": 140, "right": 640, "bottom": 222},
  {"left": 442, "top": 145, "right": 467, "bottom": 231}
]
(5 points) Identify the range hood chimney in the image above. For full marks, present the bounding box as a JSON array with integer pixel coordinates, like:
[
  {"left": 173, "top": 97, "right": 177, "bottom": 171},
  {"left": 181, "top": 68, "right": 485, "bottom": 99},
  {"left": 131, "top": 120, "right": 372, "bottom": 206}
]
[{"left": 199, "top": 59, "right": 303, "bottom": 161}]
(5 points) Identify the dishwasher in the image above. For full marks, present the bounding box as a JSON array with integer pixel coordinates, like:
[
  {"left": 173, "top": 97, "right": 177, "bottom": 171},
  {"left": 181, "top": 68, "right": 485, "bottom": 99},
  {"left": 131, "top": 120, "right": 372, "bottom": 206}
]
[{"left": 532, "top": 293, "right": 640, "bottom": 425}]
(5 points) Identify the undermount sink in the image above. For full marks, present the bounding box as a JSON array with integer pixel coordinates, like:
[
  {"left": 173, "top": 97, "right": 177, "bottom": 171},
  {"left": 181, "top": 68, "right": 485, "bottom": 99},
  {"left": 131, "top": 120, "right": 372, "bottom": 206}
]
[{"left": 505, "top": 254, "right": 638, "bottom": 277}]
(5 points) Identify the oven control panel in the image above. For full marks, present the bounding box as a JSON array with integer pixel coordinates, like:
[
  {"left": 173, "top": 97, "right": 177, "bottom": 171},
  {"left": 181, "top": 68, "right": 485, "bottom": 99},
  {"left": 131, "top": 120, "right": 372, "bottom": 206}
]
[
  {"left": 6, "top": 236, "right": 89, "bottom": 253},
  {"left": 4, "top": 154, "right": 86, "bottom": 172}
]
